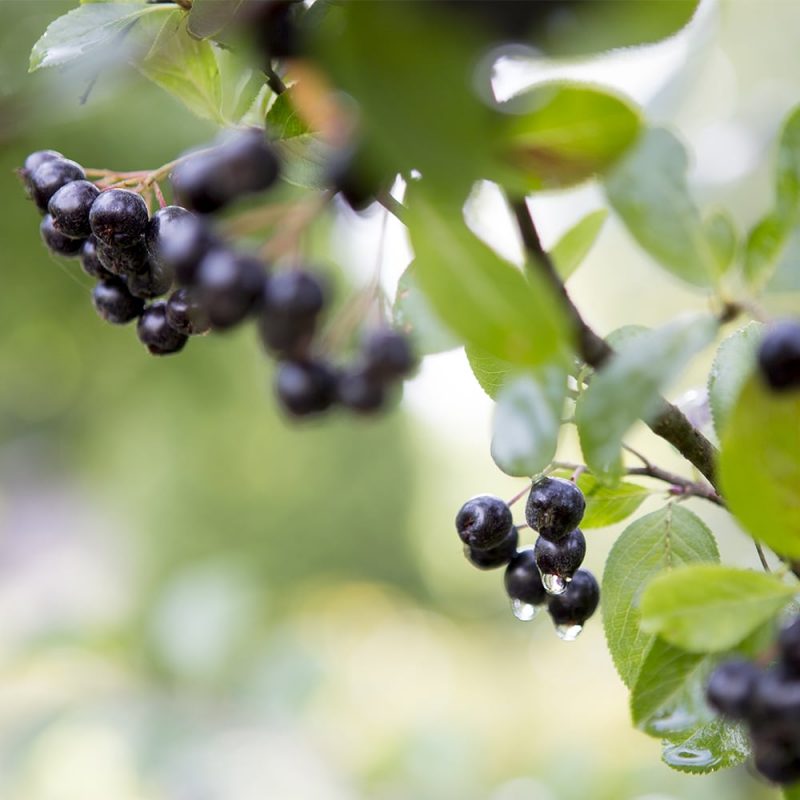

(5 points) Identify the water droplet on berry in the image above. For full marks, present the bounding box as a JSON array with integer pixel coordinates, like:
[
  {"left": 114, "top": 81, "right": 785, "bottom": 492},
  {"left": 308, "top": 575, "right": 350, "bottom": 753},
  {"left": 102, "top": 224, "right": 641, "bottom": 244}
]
[
  {"left": 511, "top": 599, "right": 540, "bottom": 621},
  {"left": 541, "top": 573, "right": 568, "bottom": 595},
  {"left": 555, "top": 623, "right": 583, "bottom": 641},
  {"left": 662, "top": 744, "right": 718, "bottom": 770}
]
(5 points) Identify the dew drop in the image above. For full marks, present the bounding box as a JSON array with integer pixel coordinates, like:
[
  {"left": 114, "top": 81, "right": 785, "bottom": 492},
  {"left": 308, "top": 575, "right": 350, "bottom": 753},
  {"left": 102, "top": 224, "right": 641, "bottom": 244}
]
[
  {"left": 662, "top": 744, "right": 718, "bottom": 769},
  {"left": 555, "top": 623, "right": 583, "bottom": 641},
  {"left": 511, "top": 599, "right": 540, "bottom": 621},
  {"left": 541, "top": 573, "right": 568, "bottom": 595}
]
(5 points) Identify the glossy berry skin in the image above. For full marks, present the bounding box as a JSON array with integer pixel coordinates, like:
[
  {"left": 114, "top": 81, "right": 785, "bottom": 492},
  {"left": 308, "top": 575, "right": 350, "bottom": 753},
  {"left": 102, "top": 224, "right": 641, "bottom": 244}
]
[
  {"left": 534, "top": 528, "right": 586, "bottom": 580},
  {"left": 96, "top": 238, "right": 150, "bottom": 278},
  {"left": 219, "top": 128, "right": 281, "bottom": 195},
  {"left": 260, "top": 270, "right": 326, "bottom": 356},
  {"left": 758, "top": 320, "right": 800, "bottom": 392},
  {"left": 137, "top": 301, "right": 188, "bottom": 355},
  {"left": 40, "top": 214, "right": 84, "bottom": 257},
  {"left": 47, "top": 180, "right": 100, "bottom": 239},
  {"left": 195, "top": 249, "right": 265, "bottom": 330},
  {"left": 465, "top": 526, "right": 519, "bottom": 570},
  {"left": 21, "top": 149, "right": 63, "bottom": 182},
  {"left": 705, "top": 658, "right": 760, "bottom": 719},
  {"left": 29, "top": 158, "right": 85, "bottom": 213},
  {"left": 752, "top": 733, "right": 800, "bottom": 785},
  {"left": 158, "top": 214, "right": 218, "bottom": 285},
  {"left": 127, "top": 263, "right": 173, "bottom": 300},
  {"left": 145, "top": 205, "right": 190, "bottom": 267},
  {"left": 455, "top": 494, "right": 513, "bottom": 550},
  {"left": 363, "top": 329, "right": 415, "bottom": 381},
  {"left": 275, "top": 360, "right": 337, "bottom": 417},
  {"left": 89, "top": 189, "right": 149, "bottom": 247},
  {"left": 504, "top": 548, "right": 547, "bottom": 606},
  {"left": 546, "top": 569, "right": 599, "bottom": 626},
  {"left": 80, "top": 237, "right": 113, "bottom": 280},
  {"left": 92, "top": 278, "right": 145, "bottom": 325},
  {"left": 336, "top": 368, "right": 385, "bottom": 414},
  {"left": 780, "top": 618, "right": 800, "bottom": 676},
  {"left": 525, "top": 477, "right": 586, "bottom": 542},
  {"left": 165, "top": 288, "right": 210, "bottom": 336}
]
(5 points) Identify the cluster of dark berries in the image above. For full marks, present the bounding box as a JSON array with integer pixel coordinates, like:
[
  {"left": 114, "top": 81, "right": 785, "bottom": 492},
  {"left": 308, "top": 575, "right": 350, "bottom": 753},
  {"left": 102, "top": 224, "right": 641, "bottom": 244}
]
[
  {"left": 455, "top": 476, "right": 599, "bottom": 638},
  {"left": 707, "top": 618, "right": 800, "bottom": 784},
  {"left": 758, "top": 320, "right": 800, "bottom": 392}
]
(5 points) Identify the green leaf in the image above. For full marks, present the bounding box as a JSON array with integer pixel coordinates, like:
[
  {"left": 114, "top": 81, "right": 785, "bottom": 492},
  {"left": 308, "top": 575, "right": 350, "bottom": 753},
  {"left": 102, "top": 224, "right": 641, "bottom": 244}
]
[
  {"left": 640, "top": 565, "right": 795, "bottom": 653},
  {"left": 704, "top": 211, "right": 738, "bottom": 274},
  {"left": 30, "top": 3, "right": 169, "bottom": 71},
  {"left": 575, "top": 474, "right": 651, "bottom": 529},
  {"left": 661, "top": 718, "right": 749, "bottom": 774},
  {"left": 187, "top": 0, "right": 245, "bottom": 40},
  {"left": 491, "top": 366, "right": 567, "bottom": 477},
  {"left": 495, "top": 84, "right": 642, "bottom": 192},
  {"left": 784, "top": 783, "right": 800, "bottom": 800},
  {"left": 605, "top": 129, "right": 718, "bottom": 288},
  {"left": 394, "top": 263, "right": 462, "bottom": 356},
  {"left": 720, "top": 376, "right": 800, "bottom": 558},
  {"left": 602, "top": 505, "right": 719, "bottom": 687},
  {"left": 274, "top": 136, "right": 330, "bottom": 189},
  {"left": 707, "top": 322, "right": 762, "bottom": 437},
  {"left": 630, "top": 637, "right": 707, "bottom": 730},
  {"left": 551, "top": 209, "right": 608, "bottom": 281},
  {"left": 406, "top": 190, "right": 568, "bottom": 367},
  {"left": 215, "top": 47, "right": 265, "bottom": 125},
  {"left": 137, "top": 10, "right": 224, "bottom": 123},
  {"left": 465, "top": 346, "right": 516, "bottom": 399},
  {"left": 266, "top": 91, "right": 312, "bottom": 140},
  {"left": 576, "top": 315, "right": 718, "bottom": 478},
  {"left": 743, "top": 213, "right": 795, "bottom": 291},
  {"left": 776, "top": 105, "right": 800, "bottom": 221}
]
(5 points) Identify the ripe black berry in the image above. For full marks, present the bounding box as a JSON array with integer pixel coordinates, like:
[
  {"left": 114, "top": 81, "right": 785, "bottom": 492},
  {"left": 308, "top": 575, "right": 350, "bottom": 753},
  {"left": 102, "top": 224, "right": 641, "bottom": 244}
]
[
  {"left": 92, "top": 278, "right": 145, "bottom": 325},
  {"left": 40, "top": 214, "right": 84, "bottom": 257},
  {"left": 336, "top": 367, "right": 385, "bottom": 414},
  {"left": 137, "top": 301, "right": 188, "bottom": 355},
  {"left": 504, "top": 549, "right": 547, "bottom": 606},
  {"left": 89, "top": 189, "right": 149, "bottom": 247},
  {"left": 275, "top": 359, "right": 337, "bottom": 417},
  {"left": 146, "top": 205, "right": 190, "bottom": 267},
  {"left": 752, "top": 732, "right": 800, "bottom": 785},
  {"left": 779, "top": 618, "right": 800, "bottom": 676},
  {"left": 165, "top": 288, "right": 210, "bottom": 336},
  {"left": 20, "top": 150, "right": 63, "bottom": 195},
  {"left": 259, "top": 269, "right": 326, "bottom": 356},
  {"left": 158, "top": 214, "right": 218, "bottom": 285},
  {"left": 750, "top": 667, "right": 800, "bottom": 732},
  {"left": 219, "top": 128, "right": 281, "bottom": 195},
  {"left": 758, "top": 320, "right": 800, "bottom": 392},
  {"left": 195, "top": 249, "right": 265, "bottom": 329},
  {"left": 705, "top": 658, "right": 760, "bottom": 719},
  {"left": 534, "top": 528, "right": 586, "bottom": 581},
  {"left": 328, "top": 148, "right": 388, "bottom": 212},
  {"left": 455, "top": 494, "right": 513, "bottom": 550},
  {"left": 29, "top": 158, "right": 86, "bottom": 213},
  {"left": 525, "top": 477, "right": 586, "bottom": 542},
  {"left": 80, "top": 237, "right": 113, "bottom": 280},
  {"left": 362, "top": 329, "right": 416, "bottom": 381},
  {"left": 127, "top": 263, "right": 173, "bottom": 300},
  {"left": 96, "top": 238, "right": 150, "bottom": 278},
  {"left": 47, "top": 180, "right": 100, "bottom": 239},
  {"left": 465, "top": 526, "right": 519, "bottom": 570},
  {"left": 546, "top": 569, "right": 599, "bottom": 627}
]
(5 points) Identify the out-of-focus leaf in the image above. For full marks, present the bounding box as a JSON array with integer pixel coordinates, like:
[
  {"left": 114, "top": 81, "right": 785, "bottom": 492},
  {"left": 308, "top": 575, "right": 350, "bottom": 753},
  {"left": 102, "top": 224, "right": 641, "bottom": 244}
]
[
  {"left": 187, "top": 0, "right": 245, "bottom": 40},
  {"left": 491, "top": 366, "right": 567, "bottom": 477},
  {"left": 704, "top": 211, "right": 738, "bottom": 274},
  {"left": 266, "top": 90, "right": 313, "bottom": 140},
  {"left": 602, "top": 505, "right": 719, "bottom": 688},
  {"left": 720, "top": 376, "right": 800, "bottom": 558},
  {"left": 496, "top": 84, "right": 642, "bottom": 192},
  {"left": 551, "top": 209, "right": 608, "bottom": 280},
  {"left": 606, "top": 129, "right": 718, "bottom": 288},
  {"left": 465, "top": 346, "right": 516, "bottom": 399},
  {"left": 776, "top": 105, "right": 800, "bottom": 220},
  {"left": 576, "top": 315, "right": 717, "bottom": 479},
  {"left": 661, "top": 719, "right": 749, "bottom": 774},
  {"left": 707, "top": 322, "right": 762, "bottom": 436}
]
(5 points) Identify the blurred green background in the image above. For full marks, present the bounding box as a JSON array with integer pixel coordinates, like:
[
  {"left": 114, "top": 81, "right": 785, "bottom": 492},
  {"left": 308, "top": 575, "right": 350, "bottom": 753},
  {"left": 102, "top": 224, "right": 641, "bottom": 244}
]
[{"left": 0, "top": 1, "right": 796, "bottom": 798}]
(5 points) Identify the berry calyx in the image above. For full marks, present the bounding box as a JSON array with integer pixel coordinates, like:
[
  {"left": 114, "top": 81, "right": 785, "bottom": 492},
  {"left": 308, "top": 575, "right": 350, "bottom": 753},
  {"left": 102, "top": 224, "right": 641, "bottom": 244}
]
[
  {"left": 47, "top": 180, "right": 100, "bottom": 239},
  {"left": 29, "top": 158, "right": 85, "bottom": 213},
  {"left": 275, "top": 359, "right": 337, "bottom": 417},
  {"left": 504, "top": 549, "right": 547, "bottom": 606},
  {"left": 165, "top": 288, "right": 210, "bottom": 336},
  {"left": 758, "top": 320, "right": 800, "bottom": 392},
  {"left": 525, "top": 477, "right": 586, "bottom": 542},
  {"left": 546, "top": 569, "right": 599, "bottom": 627},
  {"left": 455, "top": 494, "right": 513, "bottom": 550},
  {"left": 534, "top": 528, "right": 586, "bottom": 581},
  {"left": 40, "top": 214, "right": 85, "bottom": 257},
  {"left": 705, "top": 658, "right": 760, "bottom": 719},
  {"left": 89, "top": 189, "right": 149, "bottom": 247},
  {"left": 465, "top": 526, "right": 519, "bottom": 570},
  {"left": 92, "top": 278, "right": 145, "bottom": 325},
  {"left": 137, "top": 301, "right": 188, "bottom": 355}
]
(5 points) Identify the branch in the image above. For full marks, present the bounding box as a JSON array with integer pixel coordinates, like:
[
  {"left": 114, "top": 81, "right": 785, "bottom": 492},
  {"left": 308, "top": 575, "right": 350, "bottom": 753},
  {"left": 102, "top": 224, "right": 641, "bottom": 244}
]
[{"left": 511, "top": 199, "right": 721, "bottom": 490}]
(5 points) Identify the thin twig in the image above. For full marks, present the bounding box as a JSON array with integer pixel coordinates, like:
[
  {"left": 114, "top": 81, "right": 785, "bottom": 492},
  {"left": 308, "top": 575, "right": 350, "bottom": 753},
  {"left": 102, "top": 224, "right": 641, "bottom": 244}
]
[{"left": 754, "top": 543, "right": 772, "bottom": 573}]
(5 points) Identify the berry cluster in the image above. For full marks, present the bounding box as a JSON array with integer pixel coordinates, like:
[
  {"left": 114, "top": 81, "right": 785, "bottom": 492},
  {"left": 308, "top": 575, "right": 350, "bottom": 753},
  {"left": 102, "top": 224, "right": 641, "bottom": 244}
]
[
  {"left": 456, "top": 477, "right": 599, "bottom": 639},
  {"left": 758, "top": 319, "right": 800, "bottom": 392},
  {"left": 19, "top": 130, "right": 415, "bottom": 418},
  {"left": 707, "top": 619, "right": 800, "bottom": 784}
]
